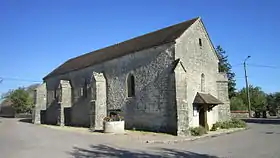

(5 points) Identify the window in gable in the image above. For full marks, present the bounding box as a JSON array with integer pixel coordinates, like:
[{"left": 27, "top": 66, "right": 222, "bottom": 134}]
[{"left": 199, "top": 38, "right": 202, "bottom": 47}]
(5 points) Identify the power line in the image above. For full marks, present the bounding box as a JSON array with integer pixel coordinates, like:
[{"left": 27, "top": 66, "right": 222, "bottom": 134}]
[
  {"left": 0, "top": 77, "right": 41, "bottom": 83},
  {"left": 231, "top": 63, "right": 279, "bottom": 69},
  {"left": 247, "top": 64, "right": 280, "bottom": 69},
  {"left": 231, "top": 63, "right": 243, "bottom": 67}
]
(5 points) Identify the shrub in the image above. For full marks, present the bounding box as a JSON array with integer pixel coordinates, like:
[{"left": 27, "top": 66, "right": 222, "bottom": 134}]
[
  {"left": 103, "top": 116, "right": 112, "bottom": 122},
  {"left": 210, "top": 123, "right": 219, "bottom": 131},
  {"left": 220, "top": 121, "right": 233, "bottom": 129},
  {"left": 231, "top": 118, "right": 247, "bottom": 128},
  {"left": 103, "top": 115, "right": 124, "bottom": 122},
  {"left": 190, "top": 126, "right": 207, "bottom": 136},
  {"left": 211, "top": 119, "right": 247, "bottom": 130}
]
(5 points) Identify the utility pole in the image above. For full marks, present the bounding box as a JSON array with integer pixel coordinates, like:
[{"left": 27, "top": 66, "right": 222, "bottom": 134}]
[{"left": 244, "top": 56, "right": 252, "bottom": 117}]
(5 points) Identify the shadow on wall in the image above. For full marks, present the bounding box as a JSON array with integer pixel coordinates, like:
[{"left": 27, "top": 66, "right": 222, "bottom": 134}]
[
  {"left": 68, "top": 144, "right": 219, "bottom": 158},
  {"left": 70, "top": 96, "right": 91, "bottom": 127},
  {"left": 45, "top": 100, "right": 59, "bottom": 125}
]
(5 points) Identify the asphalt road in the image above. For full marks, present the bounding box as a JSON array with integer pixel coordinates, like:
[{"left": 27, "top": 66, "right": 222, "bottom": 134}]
[{"left": 0, "top": 117, "right": 280, "bottom": 158}]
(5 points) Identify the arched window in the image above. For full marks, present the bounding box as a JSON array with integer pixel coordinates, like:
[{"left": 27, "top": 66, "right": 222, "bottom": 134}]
[
  {"left": 127, "top": 74, "right": 135, "bottom": 97},
  {"left": 201, "top": 73, "right": 205, "bottom": 92}
]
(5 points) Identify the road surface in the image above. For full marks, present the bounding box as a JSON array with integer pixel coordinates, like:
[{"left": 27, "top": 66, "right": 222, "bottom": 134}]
[{"left": 0, "top": 117, "right": 280, "bottom": 158}]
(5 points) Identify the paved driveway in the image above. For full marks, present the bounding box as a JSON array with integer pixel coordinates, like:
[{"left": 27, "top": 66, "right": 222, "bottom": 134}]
[{"left": 0, "top": 117, "right": 280, "bottom": 158}]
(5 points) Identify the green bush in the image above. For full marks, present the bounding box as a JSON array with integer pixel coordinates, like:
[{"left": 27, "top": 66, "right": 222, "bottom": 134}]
[
  {"left": 221, "top": 121, "right": 233, "bottom": 129},
  {"left": 211, "top": 119, "right": 247, "bottom": 130},
  {"left": 231, "top": 118, "right": 247, "bottom": 128},
  {"left": 190, "top": 126, "right": 207, "bottom": 136},
  {"left": 210, "top": 123, "right": 219, "bottom": 131}
]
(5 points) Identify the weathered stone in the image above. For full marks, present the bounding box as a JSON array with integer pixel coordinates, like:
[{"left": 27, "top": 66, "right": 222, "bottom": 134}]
[
  {"left": 57, "top": 103, "right": 64, "bottom": 126},
  {"left": 32, "top": 83, "right": 46, "bottom": 124},
  {"left": 174, "top": 19, "right": 230, "bottom": 129},
  {"left": 41, "top": 18, "right": 230, "bottom": 135},
  {"left": 174, "top": 60, "right": 189, "bottom": 136},
  {"left": 57, "top": 80, "right": 72, "bottom": 126},
  {"left": 90, "top": 72, "right": 107, "bottom": 131},
  {"left": 231, "top": 111, "right": 249, "bottom": 118}
]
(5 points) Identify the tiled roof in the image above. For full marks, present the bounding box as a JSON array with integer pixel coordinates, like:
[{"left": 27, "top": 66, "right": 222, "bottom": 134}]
[
  {"left": 193, "top": 92, "right": 223, "bottom": 105},
  {"left": 44, "top": 17, "right": 199, "bottom": 79}
]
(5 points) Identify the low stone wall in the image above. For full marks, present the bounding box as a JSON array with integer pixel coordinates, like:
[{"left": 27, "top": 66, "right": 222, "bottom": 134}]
[
  {"left": 231, "top": 111, "right": 249, "bottom": 118},
  {"left": 15, "top": 113, "right": 32, "bottom": 118}
]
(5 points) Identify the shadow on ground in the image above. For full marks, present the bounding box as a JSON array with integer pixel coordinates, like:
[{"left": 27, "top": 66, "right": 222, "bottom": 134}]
[
  {"left": 242, "top": 118, "right": 280, "bottom": 125},
  {"left": 69, "top": 144, "right": 218, "bottom": 158},
  {"left": 19, "top": 118, "right": 32, "bottom": 124},
  {"left": 0, "top": 115, "right": 15, "bottom": 118}
]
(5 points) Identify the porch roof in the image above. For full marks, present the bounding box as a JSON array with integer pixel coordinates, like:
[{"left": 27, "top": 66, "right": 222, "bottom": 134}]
[{"left": 193, "top": 92, "right": 223, "bottom": 105}]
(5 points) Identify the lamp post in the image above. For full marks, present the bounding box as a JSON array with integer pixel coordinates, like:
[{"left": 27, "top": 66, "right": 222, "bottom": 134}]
[{"left": 244, "top": 56, "right": 252, "bottom": 117}]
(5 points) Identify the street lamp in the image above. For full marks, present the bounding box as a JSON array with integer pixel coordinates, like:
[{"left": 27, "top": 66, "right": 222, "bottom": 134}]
[{"left": 244, "top": 56, "right": 251, "bottom": 117}]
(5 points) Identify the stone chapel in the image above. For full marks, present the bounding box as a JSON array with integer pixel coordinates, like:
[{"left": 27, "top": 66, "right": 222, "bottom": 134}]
[{"left": 32, "top": 17, "right": 230, "bottom": 136}]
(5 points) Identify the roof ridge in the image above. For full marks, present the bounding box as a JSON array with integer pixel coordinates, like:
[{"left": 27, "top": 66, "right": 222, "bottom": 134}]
[
  {"left": 68, "top": 17, "right": 200, "bottom": 62},
  {"left": 44, "top": 17, "right": 200, "bottom": 79}
]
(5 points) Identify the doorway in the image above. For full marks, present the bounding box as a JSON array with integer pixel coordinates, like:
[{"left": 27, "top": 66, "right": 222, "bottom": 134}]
[{"left": 199, "top": 105, "right": 208, "bottom": 130}]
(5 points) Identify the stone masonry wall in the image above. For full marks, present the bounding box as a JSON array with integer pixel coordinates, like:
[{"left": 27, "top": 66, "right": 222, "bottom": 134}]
[
  {"left": 174, "top": 61, "right": 189, "bottom": 136},
  {"left": 44, "top": 43, "right": 177, "bottom": 133},
  {"left": 57, "top": 80, "right": 72, "bottom": 126},
  {"left": 217, "top": 73, "right": 231, "bottom": 121},
  {"left": 32, "top": 83, "right": 47, "bottom": 124},
  {"left": 89, "top": 72, "right": 107, "bottom": 131},
  {"left": 175, "top": 18, "right": 222, "bottom": 129},
  {"left": 231, "top": 111, "right": 249, "bottom": 118}
]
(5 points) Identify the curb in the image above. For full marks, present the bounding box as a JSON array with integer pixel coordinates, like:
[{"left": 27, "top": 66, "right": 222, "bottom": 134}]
[{"left": 145, "top": 128, "right": 248, "bottom": 144}]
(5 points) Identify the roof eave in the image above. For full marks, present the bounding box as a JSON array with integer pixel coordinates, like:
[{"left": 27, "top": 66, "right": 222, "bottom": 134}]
[{"left": 43, "top": 41, "right": 177, "bottom": 80}]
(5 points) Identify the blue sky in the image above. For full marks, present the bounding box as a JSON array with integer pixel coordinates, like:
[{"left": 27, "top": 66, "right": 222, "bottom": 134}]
[{"left": 0, "top": 0, "right": 279, "bottom": 96}]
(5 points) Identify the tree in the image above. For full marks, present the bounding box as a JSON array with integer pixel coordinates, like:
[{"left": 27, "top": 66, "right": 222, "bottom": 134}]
[
  {"left": 216, "top": 45, "right": 236, "bottom": 99},
  {"left": 266, "top": 92, "right": 280, "bottom": 115},
  {"left": 6, "top": 88, "right": 34, "bottom": 113},
  {"left": 238, "top": 85, "right": 267, "bottom": 112},
  {"left": 230, "top": 96, "right": 247, "bottom": 111}
]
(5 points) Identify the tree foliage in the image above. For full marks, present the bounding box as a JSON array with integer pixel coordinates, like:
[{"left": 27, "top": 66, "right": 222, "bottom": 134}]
[
  {"left": 5, "top": 87, "right": 34, "bottom": 113},
  {"left": 266, "top": 92, "right": 280, "bottom": 115},
  {"left": 230, "top": 96, "right": 247, "bottom": 111},
  {"left": 238, "top": 85, "right": 267, "bottom": 112},
  {"left": 216, "top": 45, "right": 236, "bottom": 98},
  {"left": 230, "top": 85, "right": 268, "bottom": 112}
]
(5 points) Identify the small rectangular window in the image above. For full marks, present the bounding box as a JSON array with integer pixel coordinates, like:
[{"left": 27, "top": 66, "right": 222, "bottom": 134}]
[{"left": 199, "top": 38, "right": 202, "bottom": 47}]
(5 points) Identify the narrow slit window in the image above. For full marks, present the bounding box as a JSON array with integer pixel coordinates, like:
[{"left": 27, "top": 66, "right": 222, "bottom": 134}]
[
  {"left": 127, "top": 74, "right": 135, "bottom": 97},
  {"left": 199, "top": 38, "right": 202, "bottom": 47},
  {"left": 83, "top": 79, "right": 88, "bottom": 98},
  {"left": 201, "top": 73, "right": 205, "bottom": 92}
]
